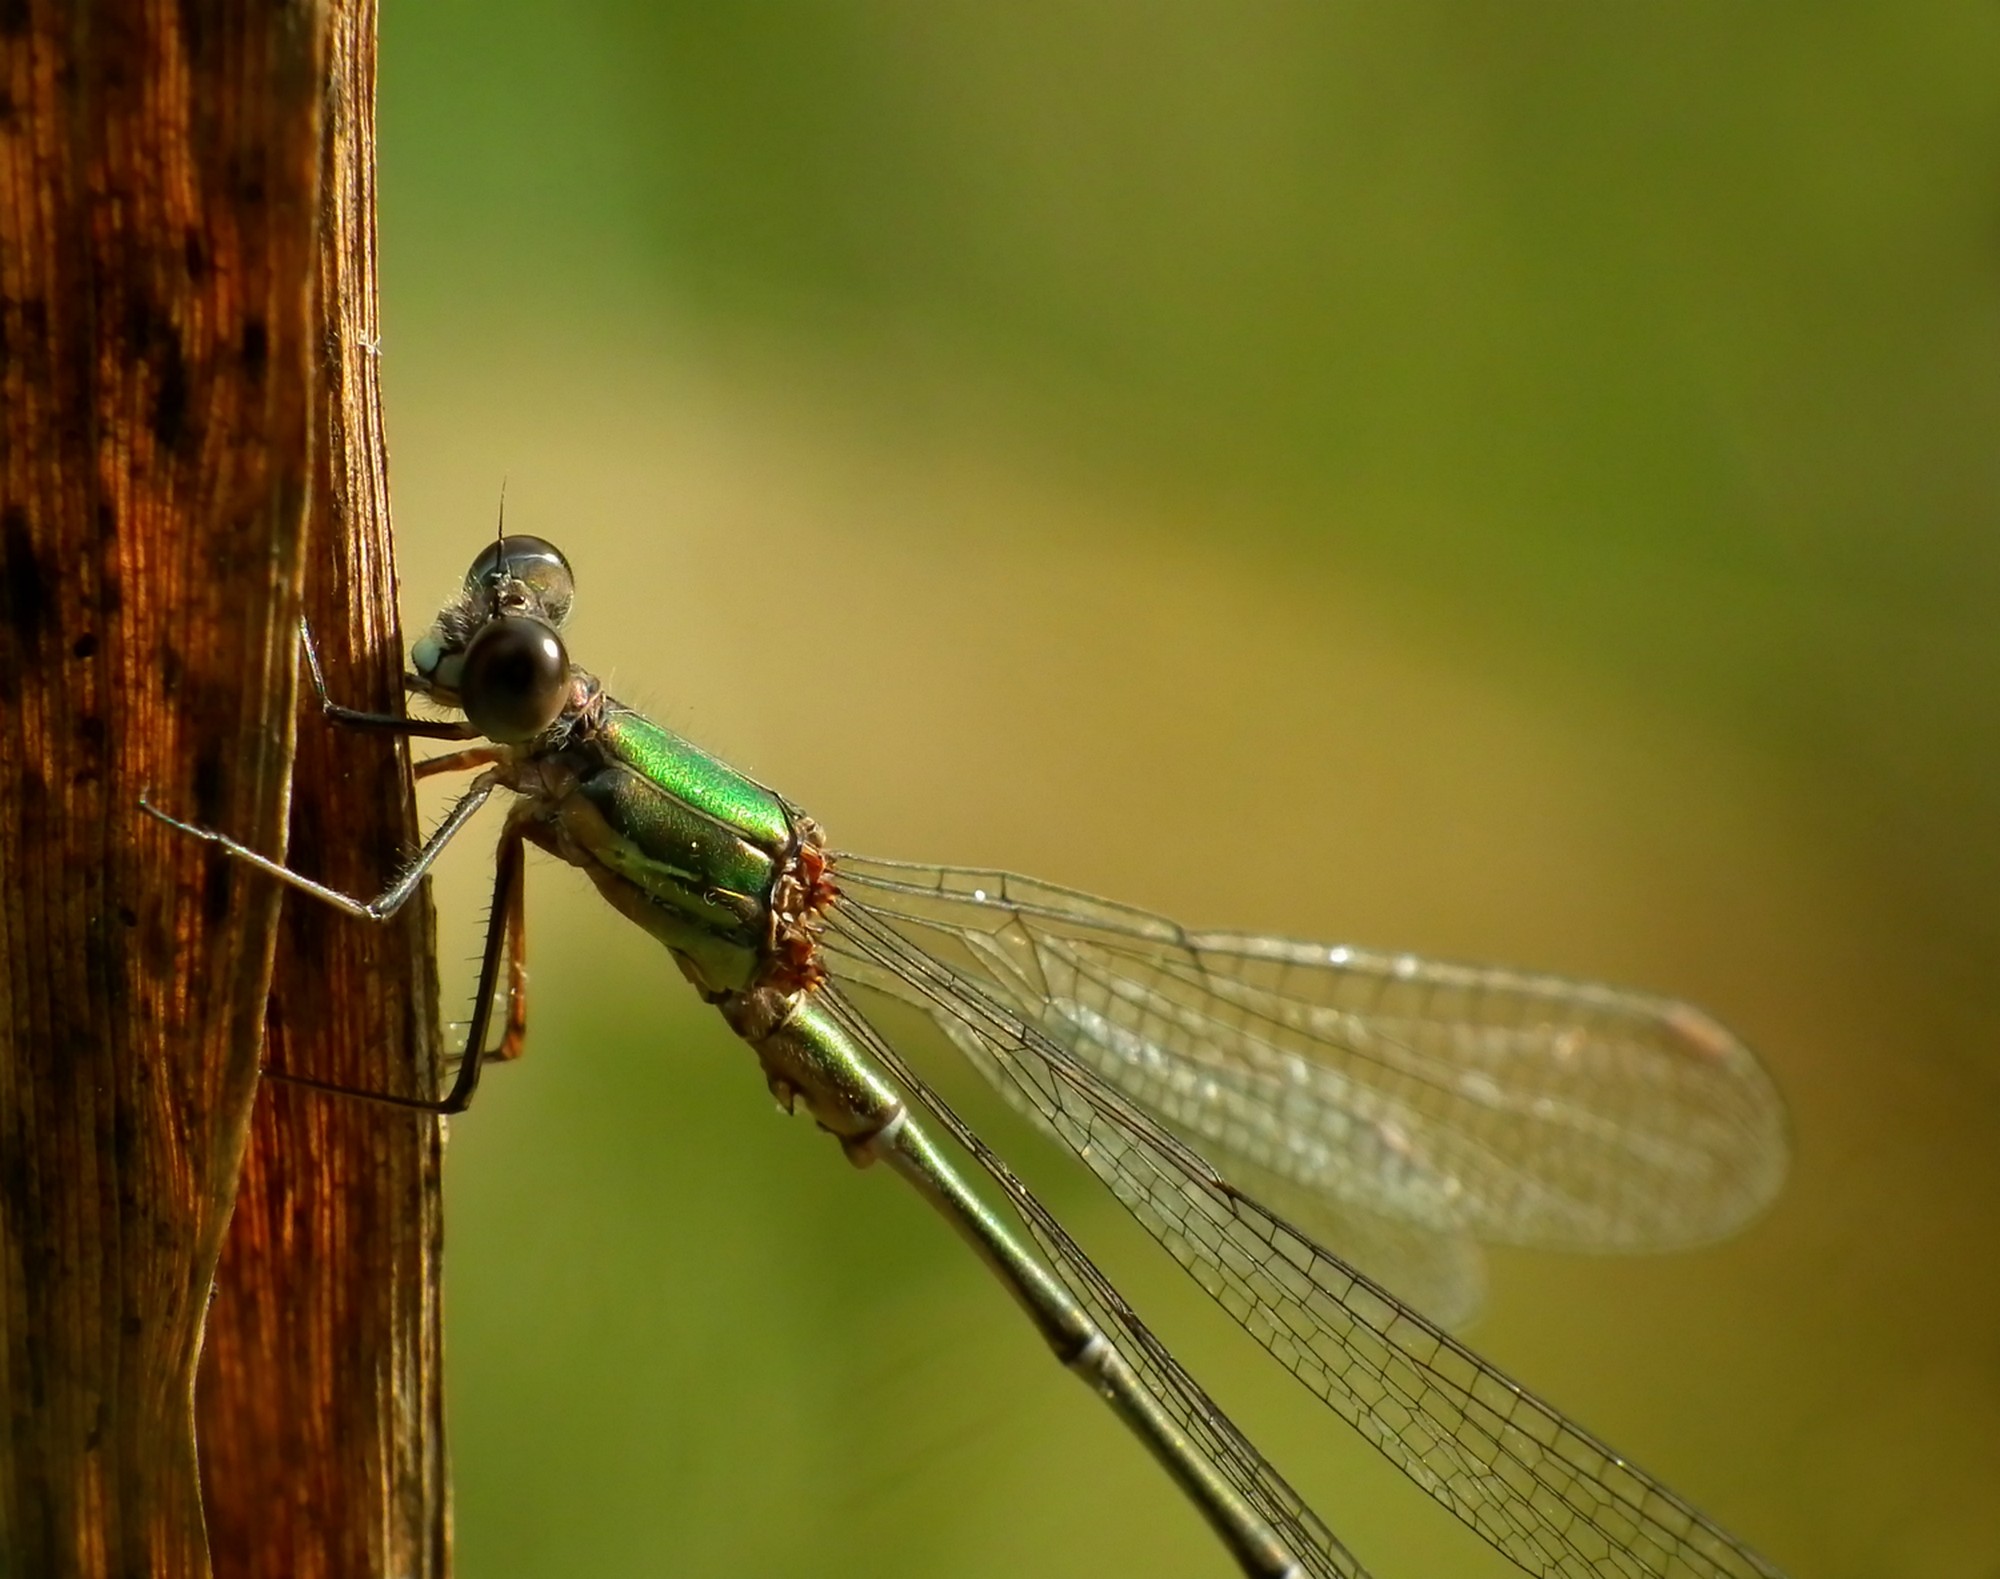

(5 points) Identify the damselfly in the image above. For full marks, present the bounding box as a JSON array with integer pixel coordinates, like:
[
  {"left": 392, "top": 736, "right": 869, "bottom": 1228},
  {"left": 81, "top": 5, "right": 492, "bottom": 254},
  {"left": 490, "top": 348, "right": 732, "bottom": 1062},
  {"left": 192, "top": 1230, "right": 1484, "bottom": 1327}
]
[{"left": 149, "top": 535, "right": 1790, "bottom": 1578}]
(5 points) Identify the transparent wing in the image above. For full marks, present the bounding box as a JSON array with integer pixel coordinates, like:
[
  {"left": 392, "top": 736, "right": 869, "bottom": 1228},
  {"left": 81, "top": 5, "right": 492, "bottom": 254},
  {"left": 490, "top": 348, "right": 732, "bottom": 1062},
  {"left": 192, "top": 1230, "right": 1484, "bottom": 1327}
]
[
  {"left": 908, "top": 947, "right": 1489, "bottom": 1327},
  {"left": 1158, "top": 1142, "right": 1487, "bottom": 1332},
  {"left": 830, "top": 856, "right": 1788, "bottom": 1254},
  {"left": 823, "top": 886, "right": 1789, "bottom": 1579},
  {"left": 814, "top": 984, "right": 1373, "bottom": 1579}
]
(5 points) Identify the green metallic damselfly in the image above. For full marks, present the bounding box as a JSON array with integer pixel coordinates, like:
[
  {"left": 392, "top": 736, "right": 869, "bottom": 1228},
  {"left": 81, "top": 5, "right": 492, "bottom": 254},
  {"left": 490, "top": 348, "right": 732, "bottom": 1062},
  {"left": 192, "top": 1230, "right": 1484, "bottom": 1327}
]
[{"left": 148, "top": 535, "right": 1790, "bottom": 1579}]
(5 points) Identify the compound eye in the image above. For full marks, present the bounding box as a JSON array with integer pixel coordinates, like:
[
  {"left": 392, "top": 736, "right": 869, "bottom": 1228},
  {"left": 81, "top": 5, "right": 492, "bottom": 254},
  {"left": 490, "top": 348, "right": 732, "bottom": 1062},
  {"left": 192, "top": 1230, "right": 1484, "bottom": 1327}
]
[
  {"left": 459, "top": 615, "right": 570, "bottom": 742},
  {"left": 465, "top": 535, "right": 575, "bottom": 627}
]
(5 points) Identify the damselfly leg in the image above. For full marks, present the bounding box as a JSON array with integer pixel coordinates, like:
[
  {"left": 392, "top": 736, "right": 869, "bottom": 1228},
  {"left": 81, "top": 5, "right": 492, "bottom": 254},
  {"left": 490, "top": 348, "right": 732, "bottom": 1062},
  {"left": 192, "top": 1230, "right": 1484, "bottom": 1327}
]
[{"left": 141, "top": 623, "right": 528, "bottom": 1113}]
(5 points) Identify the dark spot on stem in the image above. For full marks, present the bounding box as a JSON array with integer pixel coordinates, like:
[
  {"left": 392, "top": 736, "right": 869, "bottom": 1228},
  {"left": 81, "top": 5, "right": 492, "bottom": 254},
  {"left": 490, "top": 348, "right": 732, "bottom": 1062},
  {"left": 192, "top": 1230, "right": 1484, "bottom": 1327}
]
[
  {"left": 176, "top": 0, "right": 210, "bottom": 69},
  {"left": 239, "top": 315, "right": 267, "bottom": 381},
  {"left": 192, "top": 746, "right": 225, "bottom": 825},
  {"left": 201, "top": 850, "right": 232, "bottom": 925},
  {"left": 287, "top": 885, "right": 328, "bottom": 957},
  {"left": 124, "top": 292, "right": 155, "bottom": 350},
  {"left": 2, "top": 505, "right": 47, "bottom": 647},
  {"left": 152, "top": 333, "right": 190, "bottom": 452}
]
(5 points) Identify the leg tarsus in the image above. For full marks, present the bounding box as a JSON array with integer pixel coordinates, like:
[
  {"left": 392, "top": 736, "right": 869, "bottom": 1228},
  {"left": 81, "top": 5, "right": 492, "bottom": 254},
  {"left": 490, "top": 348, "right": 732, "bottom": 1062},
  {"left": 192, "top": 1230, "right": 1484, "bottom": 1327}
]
[
  {"left": 261, "top": 1063, "right": 460, "bottom": 1116},
  {"left": 141, "top": 775, "right": 499, "bottom": 923},
  {"left": 300, "top": 617, "right": 478, "bottom": 741}
]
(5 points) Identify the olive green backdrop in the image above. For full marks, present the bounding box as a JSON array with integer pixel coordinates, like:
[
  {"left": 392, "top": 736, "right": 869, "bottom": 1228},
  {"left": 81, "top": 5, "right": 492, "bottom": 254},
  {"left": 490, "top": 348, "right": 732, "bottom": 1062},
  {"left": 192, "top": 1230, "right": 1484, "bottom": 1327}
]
[{"left": 370, "top": 6, "right": 1997, "bottom": 1576}]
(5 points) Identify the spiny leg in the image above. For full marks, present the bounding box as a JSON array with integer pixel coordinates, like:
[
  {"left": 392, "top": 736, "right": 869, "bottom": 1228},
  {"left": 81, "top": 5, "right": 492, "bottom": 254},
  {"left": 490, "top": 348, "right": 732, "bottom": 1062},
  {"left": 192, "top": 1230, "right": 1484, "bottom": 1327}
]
[
  {"left": 478, "top": 817, "right": 576, "bottom": 1066},
  {"left": 142, "top": 774, "right": 504, "bottom": 1113},
  {"left": 207, "top": 803, "right": 530, "bottom": 1116},
  {"left": 300, "top": 617, "right": 476, "bottom": 741},
  {"left": 493, "top": 822, "right": 530, "bottom": 1061},
  {"left": 414, "top": 748, "right": 530, "bottom": 1058},
  {"left": 445, "top": 812, "right": 533, "bottom": 1072},
  {"left": 144, "top": 635, "right": 507, "bottom": 1111},
  {"left": 434, "top": 813, "right": 532, "bottom": 1112},
  {"left": 140, "top": 773, "right": 499, "bottom": 924},
  {"left": 417, "top": 746, "right": 508, "bottom": 780}
]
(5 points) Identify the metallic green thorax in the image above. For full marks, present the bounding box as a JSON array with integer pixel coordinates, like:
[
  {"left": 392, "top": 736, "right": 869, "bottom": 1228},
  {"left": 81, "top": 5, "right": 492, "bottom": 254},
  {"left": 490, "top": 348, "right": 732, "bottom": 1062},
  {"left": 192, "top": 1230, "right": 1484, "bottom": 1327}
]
[
  {"left": 539, "top": 688, "right": 816, "bottom": 997},
  {"left": 595, "top": 703, "right": 794, "bottom": 853}
]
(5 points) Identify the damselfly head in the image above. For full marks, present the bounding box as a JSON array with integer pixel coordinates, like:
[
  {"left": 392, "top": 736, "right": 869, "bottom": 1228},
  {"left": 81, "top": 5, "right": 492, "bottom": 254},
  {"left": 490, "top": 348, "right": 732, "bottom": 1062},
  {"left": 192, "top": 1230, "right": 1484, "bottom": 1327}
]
[
  {"left": 413, "top": 535, "right": 578, "bottom": 743},
  {"left": 467, "top": 535, "right": 575, "bottom": 627}
]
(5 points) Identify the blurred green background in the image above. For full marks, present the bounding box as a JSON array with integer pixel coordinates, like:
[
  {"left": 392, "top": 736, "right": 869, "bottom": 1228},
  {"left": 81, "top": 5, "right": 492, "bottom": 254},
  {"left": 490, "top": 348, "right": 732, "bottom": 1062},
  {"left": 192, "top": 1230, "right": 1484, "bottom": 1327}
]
[{"left": 371, "top": 6, "right": 1998, "bottom": 1577}]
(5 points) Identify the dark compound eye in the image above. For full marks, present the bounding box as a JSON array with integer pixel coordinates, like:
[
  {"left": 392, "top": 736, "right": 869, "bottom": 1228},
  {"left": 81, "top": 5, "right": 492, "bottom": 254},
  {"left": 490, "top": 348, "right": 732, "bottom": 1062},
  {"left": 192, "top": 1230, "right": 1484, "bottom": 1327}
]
[
  {"left": 458, "top": 615, "right": 570, "bottom": 742},
  {"left": 465, "top": 535, "right": 575, "bottom": 627}
]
